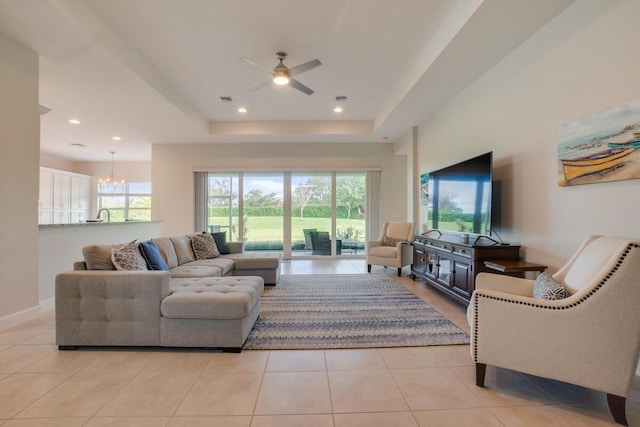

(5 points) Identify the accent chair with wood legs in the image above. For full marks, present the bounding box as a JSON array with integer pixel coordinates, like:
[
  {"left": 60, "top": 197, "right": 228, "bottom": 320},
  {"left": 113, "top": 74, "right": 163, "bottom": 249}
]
[
  {"left": 468, "top": 235, "right": 640, "bottom": 426},
  {"left": 366, "top": 222, "right": 414, "bottom": 276}
]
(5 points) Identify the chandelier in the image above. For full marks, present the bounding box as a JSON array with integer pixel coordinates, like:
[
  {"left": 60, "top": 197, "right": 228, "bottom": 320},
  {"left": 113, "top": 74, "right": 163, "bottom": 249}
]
[{"left": 99, "top": 151, "right": 126, "bottom": 193}]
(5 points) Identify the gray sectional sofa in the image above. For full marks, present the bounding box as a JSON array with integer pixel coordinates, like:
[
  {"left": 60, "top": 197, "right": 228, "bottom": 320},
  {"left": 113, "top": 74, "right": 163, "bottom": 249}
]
[{"left": 55, "top": 234, "right": 282, "bottom": 352}]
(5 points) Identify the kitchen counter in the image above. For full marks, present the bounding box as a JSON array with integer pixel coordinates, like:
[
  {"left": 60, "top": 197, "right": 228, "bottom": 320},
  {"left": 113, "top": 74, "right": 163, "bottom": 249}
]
[
  {"left": 38, "top": 220, "right": 163, "bottom": 309},
  {"left": 39, "top": 220, "right": 162, "bottom": 228}
]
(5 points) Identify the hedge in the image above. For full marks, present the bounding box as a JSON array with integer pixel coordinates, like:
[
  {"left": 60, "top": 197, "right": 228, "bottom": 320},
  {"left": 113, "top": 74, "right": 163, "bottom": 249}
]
[{"left": 210, "top": 204, "right": 362, "bottom": 219}]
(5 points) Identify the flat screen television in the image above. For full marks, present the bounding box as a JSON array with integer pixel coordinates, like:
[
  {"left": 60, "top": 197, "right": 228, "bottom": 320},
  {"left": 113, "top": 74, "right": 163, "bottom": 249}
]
[{"left": 426, "top": 152, "right": 496, "bottom": 237}]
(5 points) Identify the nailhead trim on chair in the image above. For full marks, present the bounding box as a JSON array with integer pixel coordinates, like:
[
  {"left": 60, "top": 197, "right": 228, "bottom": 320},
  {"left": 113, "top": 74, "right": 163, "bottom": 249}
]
[{"left": 472, "top": 243, "right": 639, "bottom": 362}]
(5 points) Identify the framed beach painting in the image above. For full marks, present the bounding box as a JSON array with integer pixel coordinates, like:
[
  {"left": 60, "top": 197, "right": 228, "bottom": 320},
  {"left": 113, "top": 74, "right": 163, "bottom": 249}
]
[
  {"left": 420, "top": 173, "right": 429, "bottom": 205},
  {"left": 557, "top": 98, "right": 640, "bottom": 187}
]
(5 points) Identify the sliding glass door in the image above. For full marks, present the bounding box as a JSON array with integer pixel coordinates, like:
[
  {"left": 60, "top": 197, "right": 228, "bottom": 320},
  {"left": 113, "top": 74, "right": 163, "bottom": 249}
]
[
  {"left": 203, "top": 171, "right": 366, "bottom": 258},
  {"left": 243, "top": 173, "right": 283, "bottom": 251},
  {"left": 336, "top": 172, "right": 366, "bottom": 255},
  {"left": 208, "top": 174, "right": 239, "bottom": 239},
  {"left": 291, "top": 172, "right": 333, "bottom": 256}
]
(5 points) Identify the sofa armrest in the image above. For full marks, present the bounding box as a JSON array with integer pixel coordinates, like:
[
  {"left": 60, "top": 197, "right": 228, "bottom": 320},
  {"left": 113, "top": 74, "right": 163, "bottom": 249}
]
[
  {"left": 475, "top": 272, "right": 534, "bottom": 297},
  {"left": 227, "top": 241, "right": 245, "bottom": 253},
  {"left": 55, "top": 270, "right": 171, "bottom": 347}
]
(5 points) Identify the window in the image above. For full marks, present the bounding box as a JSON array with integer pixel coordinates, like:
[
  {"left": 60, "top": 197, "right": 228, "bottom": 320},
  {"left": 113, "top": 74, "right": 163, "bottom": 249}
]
[{"left": 97, "top": 182, "right": 152, "bottom": 221}]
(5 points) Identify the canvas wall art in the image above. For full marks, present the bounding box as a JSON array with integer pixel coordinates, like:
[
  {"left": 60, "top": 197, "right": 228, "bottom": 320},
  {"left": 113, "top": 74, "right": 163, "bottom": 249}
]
[
  {"left": 420, "top": 173, "right": 429, "bottom": 205},
  {"left": 557, "top": 98, "right": 640, "bottom": 187}
]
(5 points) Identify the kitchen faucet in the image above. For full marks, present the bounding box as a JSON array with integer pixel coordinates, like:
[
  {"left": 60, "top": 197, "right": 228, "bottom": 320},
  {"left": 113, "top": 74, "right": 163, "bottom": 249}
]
[{"left": 96, "top": 208, "right": 111, "bottom": 222}]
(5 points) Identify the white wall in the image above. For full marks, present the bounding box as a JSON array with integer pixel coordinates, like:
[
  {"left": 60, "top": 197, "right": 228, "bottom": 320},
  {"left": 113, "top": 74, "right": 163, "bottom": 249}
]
[
  {"left": 152, "top": 142, "right": 407, "bottom": 237},
  {"left": 38, "top": 222, "right": 162, "bottom": 307},
  {"left": 415, "top": 0, "right": 640, "bottom": 270},
  {"left": 0, "top": 33, "right": 40, "bottom": 328}
]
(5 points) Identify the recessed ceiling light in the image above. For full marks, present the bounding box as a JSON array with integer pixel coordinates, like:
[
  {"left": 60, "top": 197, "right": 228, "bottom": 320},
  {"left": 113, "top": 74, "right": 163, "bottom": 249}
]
[
  {"left": 334, "top": 95, "right": 347, "bottom": 113},
  {"left": 68, "top": 119, "right": 80, "bottom": 124},
  {"left": 112, "top": 136, "right": 121, "bottom": 141},
  {"left": 237, "top": 107, "right": 247, "bottom": 113}
]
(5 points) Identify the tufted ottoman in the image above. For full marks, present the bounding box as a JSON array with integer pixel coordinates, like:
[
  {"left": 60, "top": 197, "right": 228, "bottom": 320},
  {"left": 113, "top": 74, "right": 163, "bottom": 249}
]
[{"left": 160, "top": 276, "right": 264, "bottom": 351}]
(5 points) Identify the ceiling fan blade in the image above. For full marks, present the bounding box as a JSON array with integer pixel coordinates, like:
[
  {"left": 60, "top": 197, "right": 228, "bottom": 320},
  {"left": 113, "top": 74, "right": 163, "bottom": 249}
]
[
  {"left": 249, "top": 79, "right": 272, "bottom": 92},
  {"left": 288, "top": 78, "right": 314, "bottom": 95},
  {"left": 239, "top": 56, "right": 272, "bottom": 73},
  {"left": 288, "top": 59, "right": 322, "bottom": 76}
]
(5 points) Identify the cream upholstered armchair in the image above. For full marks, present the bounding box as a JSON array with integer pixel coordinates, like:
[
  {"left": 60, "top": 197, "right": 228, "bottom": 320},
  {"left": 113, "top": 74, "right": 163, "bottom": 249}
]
[
  {"left": 468, "top": 235, "right": 640, "bottom": 426},
  {"left": 366, "top": 222, "right": 414, "bottom": 276}
]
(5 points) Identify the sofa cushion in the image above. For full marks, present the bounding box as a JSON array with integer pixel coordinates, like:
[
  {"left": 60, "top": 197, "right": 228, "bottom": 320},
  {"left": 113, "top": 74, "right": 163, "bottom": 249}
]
[
  {"left": 211, "top": 231, "right": 230, "bottom": 255},
  {"left": 224, "top": 252, "right": 282, "bottom": 270},
  {"left": 369, "top": 245, "right": 398, "bottom": 259},
  {"left": 188, "top": 258, "right": 235, "bottom": 276},
  {"left": 82, "top": 243, "right": 123, "bottom": 270},
  {"left": 563, "top": 236, "right": 625, "bottom": 293},
  {"left": 163, "top": 277, "right": 264, "bottom": 320},
  {"left": 170, "top": 265, "right": 222, "bottom": 278},
  {"left": 170, "top": 236, "right": 196, "bottom": 265},
  {"left": 190, "top": 232, "right": 220, "bottom": 259},
  {"left": 154, "top": 237, "right": 178, "bottom": 269},
  {"left": 139, "top": 240, "right": 170, "bottom": 271},
  {"left": 111, "top": 241, "right": 148, "bottom": 271}
]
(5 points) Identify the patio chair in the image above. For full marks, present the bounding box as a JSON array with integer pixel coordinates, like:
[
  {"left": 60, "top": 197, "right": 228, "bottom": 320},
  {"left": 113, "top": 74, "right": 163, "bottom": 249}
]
[
  {"left": 303, "top": 228, "right": 317, "bottom": 253},
  {"left": 310, "top": 231, "right": 342, "bottom": 255}
]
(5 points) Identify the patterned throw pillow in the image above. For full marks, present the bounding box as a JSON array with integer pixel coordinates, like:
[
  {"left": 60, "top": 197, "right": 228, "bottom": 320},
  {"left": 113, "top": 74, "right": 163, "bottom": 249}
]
[
  {"left": 532, "top": 271, "right": 571, "bottom": 300},
  {"left": 191, "top": 232, "right": 220, "bottom": 259},
  {"left": 111, "top": 241, "right": 148, "bottom": 271},
  {"left": 383, "top": 236, "right": 405, "bottom": 247}
]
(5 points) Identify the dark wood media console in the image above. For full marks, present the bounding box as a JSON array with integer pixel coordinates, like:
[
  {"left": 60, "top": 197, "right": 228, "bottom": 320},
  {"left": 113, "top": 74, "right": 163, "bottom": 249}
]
[{"left": 412, "top": 233, "right": 520, "bottom": 306}]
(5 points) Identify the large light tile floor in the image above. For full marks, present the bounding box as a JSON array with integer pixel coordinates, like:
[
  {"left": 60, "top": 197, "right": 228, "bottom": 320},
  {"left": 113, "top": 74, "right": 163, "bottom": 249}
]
[{"left": 1, "top": 259, "right": 638, "bottom": 426}]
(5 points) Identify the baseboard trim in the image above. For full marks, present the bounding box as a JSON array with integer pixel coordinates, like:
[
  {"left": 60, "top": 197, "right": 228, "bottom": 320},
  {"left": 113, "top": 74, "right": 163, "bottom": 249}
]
[
  {"left": 0, "top": 306, "right": 42, "bottom": 331},
  {"left": 39, "top": 298, "right": 55, "bottom": 313}
]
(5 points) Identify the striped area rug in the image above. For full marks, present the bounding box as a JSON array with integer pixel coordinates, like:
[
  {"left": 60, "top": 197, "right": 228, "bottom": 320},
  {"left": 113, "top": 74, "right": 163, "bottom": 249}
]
[{"left": 243, "top": 274, "right": 469, "bottom": 350}]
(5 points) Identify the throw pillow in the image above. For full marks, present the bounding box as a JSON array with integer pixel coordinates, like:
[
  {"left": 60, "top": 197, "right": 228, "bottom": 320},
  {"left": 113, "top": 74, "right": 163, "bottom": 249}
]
[
  {"left": 211, "top": 231, "right": 230, "bottom": 255},
  {"left": 532, "top": 271, "right": 571, "bottom": 300},
  {"left": 383, "top": 236, "right": 405, "bottom": 247},
  {"left": 191, "top": 232, "right": 220, "bottom": 259},
  {"left": 139, "top": 239, "right": 170, "bottom": 271},
  {"left": 111, "top": 241, "right": 148, "bottom": 271}
]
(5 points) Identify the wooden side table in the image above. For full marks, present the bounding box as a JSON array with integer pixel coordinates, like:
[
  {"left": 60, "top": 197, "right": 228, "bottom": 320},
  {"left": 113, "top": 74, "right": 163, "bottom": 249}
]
[{"left": 484, "top": 260, "right": 547, "bottom": 277}]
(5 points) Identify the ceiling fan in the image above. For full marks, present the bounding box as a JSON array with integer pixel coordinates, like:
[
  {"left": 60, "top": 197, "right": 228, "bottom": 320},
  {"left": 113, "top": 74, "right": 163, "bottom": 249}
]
[{"left": 240, "top": 51, "right": 322, "bottom": 95}]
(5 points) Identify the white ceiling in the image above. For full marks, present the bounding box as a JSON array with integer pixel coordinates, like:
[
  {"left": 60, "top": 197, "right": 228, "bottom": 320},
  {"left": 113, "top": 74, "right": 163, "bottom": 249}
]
[{"left": 0, "top": 0, "right": 575, "bottom": 162}]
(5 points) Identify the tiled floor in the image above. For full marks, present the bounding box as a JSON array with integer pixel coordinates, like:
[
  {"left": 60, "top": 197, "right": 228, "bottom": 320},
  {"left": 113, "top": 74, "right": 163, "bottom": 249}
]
[{"left": 1, "top": 259, "right": 638, "bottom": 426}]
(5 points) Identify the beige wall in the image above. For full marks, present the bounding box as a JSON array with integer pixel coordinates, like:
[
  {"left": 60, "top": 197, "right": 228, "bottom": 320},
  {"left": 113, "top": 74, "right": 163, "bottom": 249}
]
[
  {"left": 38, "top": 222, "right": 162, "bottom": 307},
  {"left": 152, "top": 142, "right": 407, "bottom": 237},
  {"left": 0, "top": 33, "right": 40, "bottom": 327},
  {"left": 415, "top": 0, "right": 640, "bottom": 270}
]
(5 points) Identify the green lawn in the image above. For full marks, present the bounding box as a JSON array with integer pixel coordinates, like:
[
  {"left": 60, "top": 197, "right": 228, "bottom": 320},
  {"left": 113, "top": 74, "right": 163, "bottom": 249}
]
[{"left": 211, "top": 216, "right": 365, "bottom": 242}]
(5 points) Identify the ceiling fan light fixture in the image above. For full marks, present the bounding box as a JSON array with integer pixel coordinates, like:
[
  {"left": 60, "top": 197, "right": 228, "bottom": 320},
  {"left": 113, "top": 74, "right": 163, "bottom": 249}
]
[{"left": 273, "top": 69, "right": 290, "bottom": 85}]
